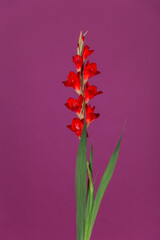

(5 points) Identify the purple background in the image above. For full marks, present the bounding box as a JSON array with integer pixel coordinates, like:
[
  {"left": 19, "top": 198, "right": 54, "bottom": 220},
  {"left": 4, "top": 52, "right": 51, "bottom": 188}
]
[{"left": 0, "top": 0, "right": 160, "bottom": 239}]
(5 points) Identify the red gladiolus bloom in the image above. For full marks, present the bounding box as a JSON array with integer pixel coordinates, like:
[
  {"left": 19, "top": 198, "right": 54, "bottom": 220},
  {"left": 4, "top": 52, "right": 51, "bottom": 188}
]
[
  {"left": 73, "top": 55, "right": 83, "bottom": 72},
  {"left": 67, "top": 118, "right": 84, "bottom": 138},
  {"left": 65, "top": 95, "right": 83, "bottom": 118},
  {"left": 64, "top": 32, "right": 102, "bottom": 138},
  {"left": 85, "top": 82, "right": 103, "bottom": 103},
  {"left": 86, "top": 104, "right": 100, "bottom": 126},
  {"left": 83, "top": 61, "right": 100, "bottom": 83},
  {"left": 82, "top": 45, "right": 94, "bottom": 61},
  {"left": 62, "top": 71, "right": 81, "bottom": 94}
]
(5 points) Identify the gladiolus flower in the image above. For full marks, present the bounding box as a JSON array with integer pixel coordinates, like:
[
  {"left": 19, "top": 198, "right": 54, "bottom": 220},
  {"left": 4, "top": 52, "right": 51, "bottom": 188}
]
[
  {"left": 67, "top": 118, "right": 84, "bottom": 138},
  {"left": 83, "top": 61, "right": 100, "bottom": 83},
  {"left": 82, "top": 45, "right": 94, "bottom": 61},
  {"left": 62, "top": 71, "right": 81, "bottom": 94},
  {"left": 64, "top": 31, "right": 102, "bottom": 138},
  {"left": 85, "top": 82, "right": 103, "bottom": 103},
  {"left": 73, "top": 55, "right": 83, "bottom": 72},
  {"left": 65, "top": 95, "right": 83, "bottom": 118},
  {"left": 86, "top": 104, "right": 100, "bottom": 126}
]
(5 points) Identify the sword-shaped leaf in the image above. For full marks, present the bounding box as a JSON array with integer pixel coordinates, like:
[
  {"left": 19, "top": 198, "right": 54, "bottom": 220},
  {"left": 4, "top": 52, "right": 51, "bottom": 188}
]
[
  {"left": 86, "top": 126, "right": 124, "bottom": 240},
  {"left": 84, "top": 144, "right": 94, "bottom": 240},
  {"left": 75, "top": 121, "right": 87, "bottom": 240}
]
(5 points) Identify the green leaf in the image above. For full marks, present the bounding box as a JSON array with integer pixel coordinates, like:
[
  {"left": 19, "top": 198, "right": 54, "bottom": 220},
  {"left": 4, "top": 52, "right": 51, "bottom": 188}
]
[
  {"left": 89, "top": 143, "right": 93, "bottom": 177},
  {"left": 84, "top": 144, "right": 94, "bottom": 240},
  {"left": 86, "top": 129, "right": 124, "bottom": 240},
  {"left": 84, "top": 184, "right": 94, "bottom": 240},
  {"left": 75, "top": 120, "right": 87, "bottom": 240}
]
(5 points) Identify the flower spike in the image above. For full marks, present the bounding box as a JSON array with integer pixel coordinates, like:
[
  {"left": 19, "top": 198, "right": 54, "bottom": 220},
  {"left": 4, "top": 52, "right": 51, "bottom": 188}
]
[{"left": 64, "top": 31, "right": 102, "bottom": 138}]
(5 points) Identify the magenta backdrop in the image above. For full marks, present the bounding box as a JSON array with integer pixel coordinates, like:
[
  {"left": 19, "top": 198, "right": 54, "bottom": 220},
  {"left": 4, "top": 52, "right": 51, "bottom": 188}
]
[{"left": 0, "top": 0, "right": 160, "bottom": 239}]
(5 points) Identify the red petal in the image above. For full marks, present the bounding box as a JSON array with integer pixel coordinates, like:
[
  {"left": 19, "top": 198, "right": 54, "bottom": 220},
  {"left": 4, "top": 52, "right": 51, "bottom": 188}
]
[
  {"left": 67, "top": 118, "right": 84, "bottom": 138},
  {"left": 63, "top": 71, "right": 81, "bottom": 94},
  {"left": 85, "top": 82, "right": 103, "bottom": 103},
  {"left": 83, "top": 61, "right": 100, "bottom": 82},
  {"left": 73, "top": 55, "right": 83, "bottom": 72},
  {"left": 82, "top": 45, "right": 94, "bottom": 61},
  {"left": 86, "top": 104, "right": 100, "bottom": 126},
  {"left": 65, "top": 95, "right": 83, "bottom": 115}
]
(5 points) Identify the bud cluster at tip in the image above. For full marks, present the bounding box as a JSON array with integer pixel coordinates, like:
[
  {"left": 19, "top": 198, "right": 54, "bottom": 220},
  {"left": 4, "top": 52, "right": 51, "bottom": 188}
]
[{"left": 63, "top": 31, "right": 103, "bottom": 138}]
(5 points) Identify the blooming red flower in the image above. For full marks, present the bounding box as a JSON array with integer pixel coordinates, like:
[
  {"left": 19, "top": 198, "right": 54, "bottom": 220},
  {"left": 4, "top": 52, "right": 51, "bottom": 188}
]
[
  {"left": 64, "top": 32, "right": 102, "bottom": 138},
  {"left": 62, "top": 71, "right": 81, "bottom": 94},
  {"left": 67, "top": 118, "right": 84, "bottom": 138},
  {"left": 73, "top": 55, "right": 83, "bottom": 72},
  {"left": 83, "top": 61, "right": 100, "bottom": 83},
  {"left": 86, "top": 104, "right": 100, "bottom": 126},
  {"left": 85, "top": 82, "right": 103, "bottom": 103},
  {"left": 65, "top": 95, "right": 83, "bottom": 118},
  {"left": 82, "top": 45, "right": 94, "bottom": 61}
]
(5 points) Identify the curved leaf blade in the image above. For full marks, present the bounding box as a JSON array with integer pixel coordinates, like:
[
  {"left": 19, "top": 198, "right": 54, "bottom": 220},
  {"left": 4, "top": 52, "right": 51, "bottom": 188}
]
[
  {"left": 87, "top": 131, "right": 123, "bottom": 240},
  {"left": 84, "top": 144, "right": 94, "bottom": 240}
]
